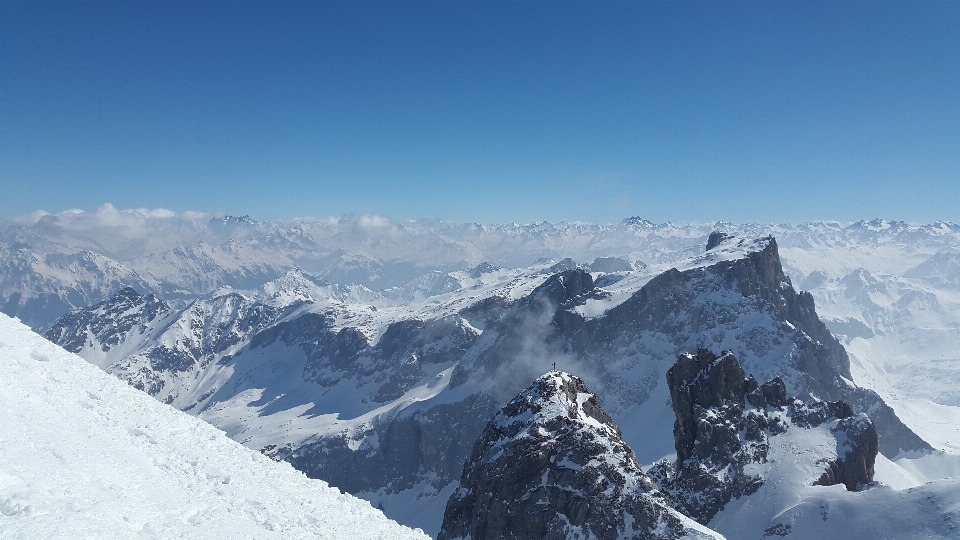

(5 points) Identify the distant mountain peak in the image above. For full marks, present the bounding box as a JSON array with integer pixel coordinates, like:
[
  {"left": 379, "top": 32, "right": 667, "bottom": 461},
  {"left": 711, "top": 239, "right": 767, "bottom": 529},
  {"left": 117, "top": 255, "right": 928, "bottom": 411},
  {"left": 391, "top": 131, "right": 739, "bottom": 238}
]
[{"left": 622, "top": 216, "right": 656, "bottom": 228}]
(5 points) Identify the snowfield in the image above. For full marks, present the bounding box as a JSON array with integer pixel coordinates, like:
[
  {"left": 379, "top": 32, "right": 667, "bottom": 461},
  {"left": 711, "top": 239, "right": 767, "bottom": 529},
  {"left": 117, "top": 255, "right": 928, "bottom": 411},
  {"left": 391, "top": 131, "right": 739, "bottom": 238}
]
[
  {"left": 708, "top": 411, "right": 960, "bottom": 539},
  {"left": 0, "top": 313, "right": 429, "bottom": 540}
]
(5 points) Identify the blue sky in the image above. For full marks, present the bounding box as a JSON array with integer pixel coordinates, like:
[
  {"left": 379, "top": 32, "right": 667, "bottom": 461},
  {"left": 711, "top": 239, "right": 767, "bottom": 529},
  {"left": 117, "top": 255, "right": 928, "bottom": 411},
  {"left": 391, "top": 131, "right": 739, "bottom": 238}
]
[{"left": 2, "top": 1, "right": 958, "bottom": 224}]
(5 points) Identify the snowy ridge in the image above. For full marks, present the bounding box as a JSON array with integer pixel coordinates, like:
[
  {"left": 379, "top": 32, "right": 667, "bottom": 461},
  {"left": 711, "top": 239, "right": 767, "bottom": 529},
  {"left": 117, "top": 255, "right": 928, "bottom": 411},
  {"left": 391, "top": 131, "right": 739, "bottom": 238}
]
[
  {"left": 573, "top": 235, "right": 777, "bottom": 319},
  {"left": 0, "top": 313, "right": 428, "bottom": 540},
  {"left": 41, "top": 265, "right": 555, "bottom": 452}
]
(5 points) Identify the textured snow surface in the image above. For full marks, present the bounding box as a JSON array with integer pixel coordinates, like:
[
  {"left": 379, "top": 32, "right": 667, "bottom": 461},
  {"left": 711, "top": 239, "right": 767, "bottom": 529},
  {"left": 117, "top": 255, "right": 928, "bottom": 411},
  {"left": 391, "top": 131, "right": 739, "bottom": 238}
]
[
  {"left": 0, "top": 313, "right": 428, "bottom": 540},
  {"left": 705, "top": 407, "right": 960, "bottom": 539}
]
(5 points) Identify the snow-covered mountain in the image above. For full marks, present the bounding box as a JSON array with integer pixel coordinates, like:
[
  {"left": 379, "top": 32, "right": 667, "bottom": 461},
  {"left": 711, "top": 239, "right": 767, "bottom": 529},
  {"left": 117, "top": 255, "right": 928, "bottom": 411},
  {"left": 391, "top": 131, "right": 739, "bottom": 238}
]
[
  {"left": 0, "top": 312, "right": 429, "bottom": 539},
  {"left": 646, "top": 348, "right": 960, "bottom": 539},
  {"left": 444, "top": 350, "right": 960, "bottom": 540},
  {"left": 441, "top": 356, "right": 960, "bottom": 540},
  {"left": 7, "top": 207, "right": 960, "bottom": 535},
  {"left": 41, "top": 230, "right": 944, "bottom": 536}
]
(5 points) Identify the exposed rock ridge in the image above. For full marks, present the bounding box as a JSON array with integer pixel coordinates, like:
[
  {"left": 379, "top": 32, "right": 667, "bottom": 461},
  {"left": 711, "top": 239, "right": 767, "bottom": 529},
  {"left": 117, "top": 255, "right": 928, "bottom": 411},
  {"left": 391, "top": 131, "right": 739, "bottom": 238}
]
[
  {"left": 570, "top": 234, "right": 925, "bottom": 457},
  {"left": 650, "top": 349, "right": 878, "bottom": 524},
  {"left": 438, "top": 371, "right": 725, "bottom": 540},
  {"left": 704, "top": 231, "right": 734, "bottom": 251},
  {"left": 44, "top": 287, "right": 169, "bottom": 354}
]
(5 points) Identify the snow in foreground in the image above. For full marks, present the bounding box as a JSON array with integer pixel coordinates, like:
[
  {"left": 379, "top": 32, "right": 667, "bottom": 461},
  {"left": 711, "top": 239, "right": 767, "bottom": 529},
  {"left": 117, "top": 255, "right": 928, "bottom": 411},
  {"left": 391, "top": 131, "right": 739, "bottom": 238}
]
[{"left": 0, "top": 313, "right": 429, "bottom": 540}]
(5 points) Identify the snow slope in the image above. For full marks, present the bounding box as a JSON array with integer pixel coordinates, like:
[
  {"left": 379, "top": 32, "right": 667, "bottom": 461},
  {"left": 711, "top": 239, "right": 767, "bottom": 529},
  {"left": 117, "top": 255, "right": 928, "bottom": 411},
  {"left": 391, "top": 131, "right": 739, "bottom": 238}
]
[
  {"left": 0, "top": 313, "right": 429, "bottom": 540},
  {"left": 710, "top": 425, "right": 960, "bottom": 540}
]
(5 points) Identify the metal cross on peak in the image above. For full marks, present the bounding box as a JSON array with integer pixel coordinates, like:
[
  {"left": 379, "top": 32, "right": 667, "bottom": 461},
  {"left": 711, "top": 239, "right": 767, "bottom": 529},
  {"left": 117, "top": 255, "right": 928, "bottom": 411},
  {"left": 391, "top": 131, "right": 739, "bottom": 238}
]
[{"left": 552, "top": 361, "right": 556, "bottom": 371}]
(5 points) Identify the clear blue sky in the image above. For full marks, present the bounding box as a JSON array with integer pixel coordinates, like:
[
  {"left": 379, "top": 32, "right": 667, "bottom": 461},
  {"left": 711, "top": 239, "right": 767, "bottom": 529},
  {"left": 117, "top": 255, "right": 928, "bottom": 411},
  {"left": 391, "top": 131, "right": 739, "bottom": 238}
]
[{"left": 2, "top": 1, "right": 958, "bottom": 224}]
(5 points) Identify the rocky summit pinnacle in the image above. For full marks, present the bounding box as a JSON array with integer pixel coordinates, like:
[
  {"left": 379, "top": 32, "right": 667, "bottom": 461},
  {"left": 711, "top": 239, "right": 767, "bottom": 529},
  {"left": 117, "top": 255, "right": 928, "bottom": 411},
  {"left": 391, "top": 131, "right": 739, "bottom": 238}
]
[
  {"left": 438, "top": 371, "right": 724, "bottom": 540},
  {"left": 704, "top": 231, "right": 735, "bottom": 251}
]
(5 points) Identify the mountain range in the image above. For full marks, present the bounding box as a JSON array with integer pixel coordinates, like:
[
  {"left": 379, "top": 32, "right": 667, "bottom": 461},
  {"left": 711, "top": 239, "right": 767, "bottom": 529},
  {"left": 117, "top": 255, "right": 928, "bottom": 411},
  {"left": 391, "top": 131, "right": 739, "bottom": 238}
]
[{"left": 5, "top": 209, "right": 960, "bottom": 537}]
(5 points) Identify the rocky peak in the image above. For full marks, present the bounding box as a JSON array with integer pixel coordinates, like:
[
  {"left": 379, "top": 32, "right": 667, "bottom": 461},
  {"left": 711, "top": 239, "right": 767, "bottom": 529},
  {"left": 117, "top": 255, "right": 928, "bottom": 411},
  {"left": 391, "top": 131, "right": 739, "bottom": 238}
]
[
  {"left": 622, "top": 216, "right": 655, "bottom": 228},
  {"left": 526, "top": 268, "right": 595, "bottom": 308},
  {"left": 667, "top": 349, "right": 752, "bottom": 465},
  {"left": 45, "top": 286, "right": 169, "bottom": 354},
  {"left": 438, "top": 371, "right": 723, "bottom": 540},
  {"left": 705, "top": 231, "right": 734, "bottom": 251},
  {"left": 651, "top": 350, "right": 879, "bottom": 524}
]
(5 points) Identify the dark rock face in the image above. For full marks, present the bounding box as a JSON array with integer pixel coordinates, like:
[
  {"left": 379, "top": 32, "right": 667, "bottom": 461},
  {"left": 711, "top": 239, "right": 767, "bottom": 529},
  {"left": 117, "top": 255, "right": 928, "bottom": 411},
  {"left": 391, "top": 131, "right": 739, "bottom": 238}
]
[
  {"left": 438, "top": 372, "right": 721, "bottom": 540},
  {"left": 650, "top": 350, "right": 879, "bottom": 524},
  {"left": 667, "top": 349, "right": 754, "bottom": 465},
  {"left": 526, "top": 268, "right": 596, "bottom": 308},
  {"left": 811, "top": 413, "right": 879, "bottom": 491},
  {"left": 705, "top": 231, "right": 734, "bottom": 251}
]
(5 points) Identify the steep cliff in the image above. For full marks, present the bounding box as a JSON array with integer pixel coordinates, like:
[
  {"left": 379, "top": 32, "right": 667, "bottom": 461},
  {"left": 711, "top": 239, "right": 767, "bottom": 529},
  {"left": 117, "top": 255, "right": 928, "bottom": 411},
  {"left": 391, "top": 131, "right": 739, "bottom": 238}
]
[{"left": 649, "top": 349, "right": 878, "bottom": 524}]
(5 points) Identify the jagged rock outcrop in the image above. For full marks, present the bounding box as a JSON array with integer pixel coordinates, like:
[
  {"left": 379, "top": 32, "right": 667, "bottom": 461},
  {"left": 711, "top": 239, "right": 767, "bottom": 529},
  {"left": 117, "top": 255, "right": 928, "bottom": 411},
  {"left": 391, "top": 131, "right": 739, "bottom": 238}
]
[
  {"left": 649, "top": 349, "right": 878, "bottom": 524},
  {"left": 704, "top": 231, "right": 734, "bottom": 251},
  {"left": 438, "top": 371, "right": 724, "bottom": 540},
  {"left": 45, "top": 287, "right": 169, "bottom": 354}
]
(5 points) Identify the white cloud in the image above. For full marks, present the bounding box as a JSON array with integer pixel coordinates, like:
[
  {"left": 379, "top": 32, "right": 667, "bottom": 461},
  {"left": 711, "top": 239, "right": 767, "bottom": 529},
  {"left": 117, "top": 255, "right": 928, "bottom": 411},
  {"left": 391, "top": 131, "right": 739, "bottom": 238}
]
[
  {"left": 11, "top": 210, "right": 52, "bottom": 225},
  {"left": 8, "top": 204, "right": 214, "bottom": 257}
]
